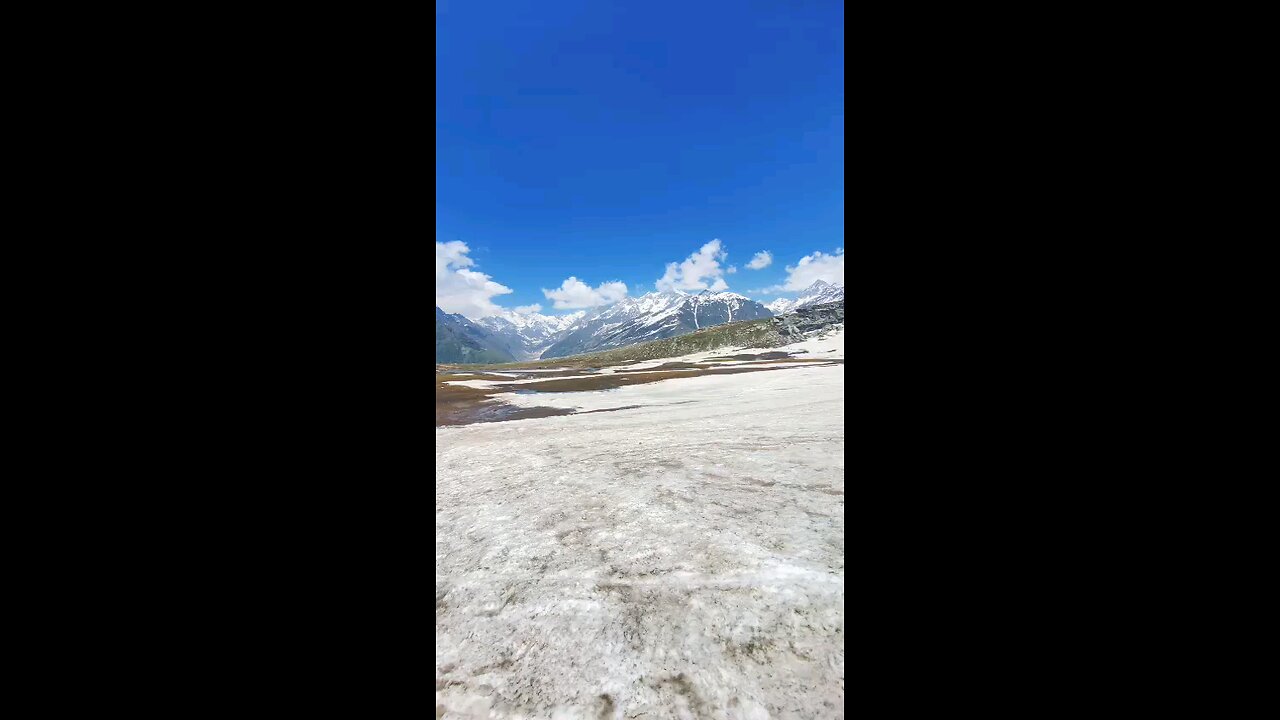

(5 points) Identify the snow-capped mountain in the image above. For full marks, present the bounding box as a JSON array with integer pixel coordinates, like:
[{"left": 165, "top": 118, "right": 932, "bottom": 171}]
[
  {"left": 766, "top": 297, "right": 797, "bottom": 314},
  {"left": 539, "top": 290, "right": 772, "bottom": 359},
  {"left": 476, "top": 310, "right": 587, "bottom": 360},
  {"left": 765, "top": 280, "right": 844, "bottom": 315}
]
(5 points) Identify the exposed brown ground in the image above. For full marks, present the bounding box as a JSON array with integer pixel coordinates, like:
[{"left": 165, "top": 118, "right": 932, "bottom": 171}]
[
  {"left": 483, "top": 364, "right": 836, "bottom": 393},
  {"left": 704, "top": 351, "right": 795, "bottom": 361},
  {"left": 435, "top": 374, "right": 574, "bottom": 426},
  {"left": 722, "top": 357, "right": 835, "bottom": 366},
  {"left": 439, "top": 367, "right": 604, "bottom": 381},
  {"left": 436, "top": 359, "right": 841, "bottom": 425},
  {"left": 496, "top": 369, "right": 603, "bottom": 380},
  {"left": 612, "top": 362, "right": 713, "bottom": 373},
  {"left": 601, "top": 356, "right": 834, "bottom": 373}
]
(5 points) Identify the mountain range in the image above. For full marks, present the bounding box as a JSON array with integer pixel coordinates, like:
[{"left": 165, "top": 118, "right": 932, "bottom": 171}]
[
  {"left": 540, "top": 289, "right": 772, "bottom": 358},
  {"left": 436, "top": 280, "right": 844, "bottom": 363},
  {"left": 475, "top": 310, "right": 587, "bottom": 360},
  {"left": 765, "top": 280, "right": 845, "bottom": 314}
]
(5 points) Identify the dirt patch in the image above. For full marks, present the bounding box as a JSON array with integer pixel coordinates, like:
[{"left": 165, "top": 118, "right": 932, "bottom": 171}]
[
  {"left": 596, "top": 694, "right": 615, "bottom": 720},
  {"left": 438, "top": 359, "right": 841, "bottom": 426},
  {"left": 447, "top": 368, "right": 603, "bottom": 381},
  {"left": 507, "top": 368, "right": 600, "bottom": 380},
  {"left": 650, "top": 673, "right": 710, "bottom": 717},
  {"left": 613, "top": 362, "right": 712, "bottom": 373},
  {"left": 461, "top": 402, "right": 574, "bottom": 425},
  {"left": 574, "top": 405, "right": 644, "bottom": 415},
  {"left": 436, "top": 373, "right": 572, "bottom": 426},
  {"left": 488, "top": 364, "right": 837, "bottom": 393},
  {"left": 726, "top": 358, "right": 836, "bottom": 366},
  {"left": 705, "top": 351, "right": 795, "bottom": 361}
]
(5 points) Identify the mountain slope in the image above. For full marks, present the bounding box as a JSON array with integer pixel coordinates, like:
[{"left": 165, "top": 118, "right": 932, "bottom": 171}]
[
  {"left": 539, "top": 290, "right": 773, "bottom": 359},
  {"left": 435, "top": 307, "right": 516, "bottom": 364},
  {"left": 766, "top": 280, "right": 844, "bottom": 314},
  {"left": 766, "top": 297, "right": 796, "bottom": 314},
  {"left": 476, "top": 311, "right": 586, "bottom": 360}
]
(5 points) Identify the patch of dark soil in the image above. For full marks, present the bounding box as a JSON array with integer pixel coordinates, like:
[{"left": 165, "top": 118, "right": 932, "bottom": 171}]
[
  {"left": 613, "top": 362, "right": 712, "bottom": 373},
  {"left": 573, "top": 405, "right": 643, "bottom": 415},
  {"left": 437, "top": 403, "right": 573, "bottom": 426},
  {"left": 468, "top": 402, "right": 574, "bottom": 425},
  {"left": 436, "top": 373, "right": 574, "bottom": 426},
  {"left": 506, "top": 369, "right": 600, "bottom": 380},
  {"left": 487, "top": 364, "right": 817, "bottom": 393},
  {"left": 438, "top": 361, "right": 839, "bottom": 425},
  {"left": 650, "top": 674, "right": 709, "bottom": 717},
  {"left": 706, "top": 351, "right": 795, "bottom": 361},
  {"left": 727, "top": 358, "right": 835, "bottom": 365},
  {"left": 596, "top": 694, "right": 615, "bottom": 720}
]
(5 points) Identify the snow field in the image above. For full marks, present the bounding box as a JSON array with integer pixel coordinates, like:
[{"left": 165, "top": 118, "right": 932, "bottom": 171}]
[{"left": 436, "top": 328, "right": 844, "bottom": 718}]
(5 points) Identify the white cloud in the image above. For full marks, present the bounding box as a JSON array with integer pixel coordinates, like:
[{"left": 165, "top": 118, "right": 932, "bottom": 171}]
[
  {"left": 542, "top": 276, "right": 629, "bottom": 309},
  {"left": 782, "top": 248, "right": 843, "bottom": 290},
  {"left": 709, "top": 278, "right": 729, "bottom": 291},
  {"left": 756, "top": 247, "right": 845, "bottom": 294},
  {"left": 656, "top": 239, "right": 730, "bottom": 292},
  {"left": 746, "top": 251, "right": 773, "bottom": 270},
  {"left": 513, "top": 304, "right": 542, "bottom": 315},
  {"left": 436, "top": 240, "right": 514, "bottom": 319},
  {"left": 726, "top": 265, "right": 738, "bottom": 274}
]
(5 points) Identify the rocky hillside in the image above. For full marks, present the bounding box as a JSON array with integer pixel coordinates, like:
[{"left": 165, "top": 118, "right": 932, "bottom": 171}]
[{"left": 771, "top": 301, "right": 844, "bottom": 342}]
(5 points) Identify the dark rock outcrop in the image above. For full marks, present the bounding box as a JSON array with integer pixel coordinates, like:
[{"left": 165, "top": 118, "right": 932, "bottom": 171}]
[{"left": 771, "top": 301, "right": 844, "bottom": 342}]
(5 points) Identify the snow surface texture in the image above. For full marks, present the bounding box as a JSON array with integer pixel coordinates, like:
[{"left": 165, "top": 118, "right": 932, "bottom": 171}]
[{"left": 436, "top": 328, "right": 844, "bottom": 719}]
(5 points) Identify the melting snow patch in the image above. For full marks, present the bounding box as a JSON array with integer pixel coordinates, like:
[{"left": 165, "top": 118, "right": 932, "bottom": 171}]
[{"left": 437, "top": 357, "right": 843, "bottom": 718}]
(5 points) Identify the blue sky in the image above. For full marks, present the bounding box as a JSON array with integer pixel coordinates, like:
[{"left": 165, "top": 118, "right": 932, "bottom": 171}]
[{"left": 436, "top": 0, "right": 844, "bottom": 319}]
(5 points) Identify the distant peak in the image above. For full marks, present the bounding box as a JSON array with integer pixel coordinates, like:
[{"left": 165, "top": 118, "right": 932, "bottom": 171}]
[{"left": 697, "top": 290, "right": 749, "bottom": 301}]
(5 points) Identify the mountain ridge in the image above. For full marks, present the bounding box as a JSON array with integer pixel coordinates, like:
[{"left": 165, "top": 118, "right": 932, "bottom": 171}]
[
  {"left": 442, "top": 301, "right": 846, "bottom": 370},
  {"left": 438, "top": 281, "right": 842, "bottom": 363},
  {"left": 766, "top": 279, "right": 844, "bottom": 314},
  {"left": 476, "top": 310, "right": 586, "bottom": 360},
  {"left": 539, "top": 290, "right": 773, "bottom": 359}
]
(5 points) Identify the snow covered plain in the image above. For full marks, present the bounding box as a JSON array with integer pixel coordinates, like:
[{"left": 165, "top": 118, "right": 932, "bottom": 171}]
[{"left": 436, "top": 327, "right": 844, "bottom": 719}]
